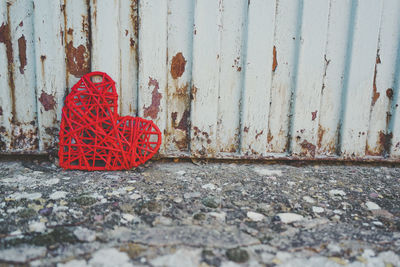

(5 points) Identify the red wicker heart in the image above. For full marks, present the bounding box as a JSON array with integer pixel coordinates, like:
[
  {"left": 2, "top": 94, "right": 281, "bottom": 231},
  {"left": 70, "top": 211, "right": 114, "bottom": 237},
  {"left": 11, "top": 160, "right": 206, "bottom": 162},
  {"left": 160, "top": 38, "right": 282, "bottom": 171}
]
[{"left": 59, "top": 72, "right": 162, "bottom": 170}]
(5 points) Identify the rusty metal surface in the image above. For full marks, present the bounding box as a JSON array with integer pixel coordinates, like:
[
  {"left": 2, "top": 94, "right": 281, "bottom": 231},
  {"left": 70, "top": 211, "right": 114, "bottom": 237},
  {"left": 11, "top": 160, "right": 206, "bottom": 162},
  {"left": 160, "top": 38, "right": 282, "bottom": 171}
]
[{"left": 1, "top": 0, "right": 400, "bottom": 162}]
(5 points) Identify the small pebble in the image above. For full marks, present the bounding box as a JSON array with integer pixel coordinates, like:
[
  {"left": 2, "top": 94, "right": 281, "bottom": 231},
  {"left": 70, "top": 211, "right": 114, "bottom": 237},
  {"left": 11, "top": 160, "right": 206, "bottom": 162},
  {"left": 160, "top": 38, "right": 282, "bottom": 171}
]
[
  {"left": 303, "top": 196, "right": 315, "bottom": 204},
  {"left": 49, "top": 191, "right": 68, "bottom": 200},
  {"left": 366, "top": 201, "right": 380, "bottom": 210},
  {"left": 173, "top": 197, "right": 183, "bottom": 203},
  {"left": 73, "top": 227, "right": 96, "bottom": 242},
  {"left": 247, "top": 211, "right": 265, "bottom": 222},
  {"left": 312, "top": 206, "right": 324, "bottom": 213},
  {"left": 372, "top": 221, "right": 383, "bottom": 226},
  {"left": 208, "top": 212, "right": 226, "bottom": 223},
  {"left": 369, "top": 192, "right": 379, "bottom": 198},
  {"left": 202, "top": 183, "right": 217, "bottom": 190},
  {"left": 226, "top": 248, "right": 249, "bottom": 263},
  {"left": 129, "top": 193, "right": 142, "bottom": 200},
  {"left": 29, "top": 222, "right": 46, "bottom": 233},
  {"left": 329, "top": 189, "right": 346, "bottom": 197},
  {"left": 276, "top": 213, "right": 304, "bottom": 223},
  {"left": 202, "top": 197, "right": 219, "bottom": 208},
  {"left": 122, "top": 213, "right": 135, "bottom": 222},
  {"left": 176, "top": 170, "right": 186, "bottom": 176},
  {"left": 39, "top": 207, "right": 53, "bottom": 216},
  {"left": 45, "top": 178, "right": 60, "bottom": 186}
]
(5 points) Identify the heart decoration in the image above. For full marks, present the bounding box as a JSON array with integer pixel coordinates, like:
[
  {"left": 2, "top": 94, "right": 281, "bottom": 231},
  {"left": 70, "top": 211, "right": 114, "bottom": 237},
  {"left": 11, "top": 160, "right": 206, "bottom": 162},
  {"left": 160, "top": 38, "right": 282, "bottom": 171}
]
[{"left": 59, "top": 71, "right": 162, "bottom": 170}]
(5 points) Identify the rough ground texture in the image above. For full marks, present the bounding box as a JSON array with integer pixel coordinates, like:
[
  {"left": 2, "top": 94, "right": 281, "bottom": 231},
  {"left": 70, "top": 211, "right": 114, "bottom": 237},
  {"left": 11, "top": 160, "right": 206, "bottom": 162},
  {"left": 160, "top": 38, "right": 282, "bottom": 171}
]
[{"left": 0, "top": 159, "right": 399, "bottom": 267}]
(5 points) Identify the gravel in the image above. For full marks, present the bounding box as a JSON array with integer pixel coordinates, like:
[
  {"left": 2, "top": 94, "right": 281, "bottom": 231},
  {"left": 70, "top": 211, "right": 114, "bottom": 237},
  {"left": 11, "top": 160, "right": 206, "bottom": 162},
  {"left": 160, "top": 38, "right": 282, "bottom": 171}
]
[{"left": 0, "top": 159, "right": 399, "bottom": 266}]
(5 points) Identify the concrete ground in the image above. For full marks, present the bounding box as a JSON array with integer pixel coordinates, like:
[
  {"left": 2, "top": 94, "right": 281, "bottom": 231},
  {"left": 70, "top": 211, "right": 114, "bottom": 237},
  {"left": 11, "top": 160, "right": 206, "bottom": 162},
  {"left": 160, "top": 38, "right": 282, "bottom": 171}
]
[{"left": 0, "top": 159, "right": 399, "bottom": 267}]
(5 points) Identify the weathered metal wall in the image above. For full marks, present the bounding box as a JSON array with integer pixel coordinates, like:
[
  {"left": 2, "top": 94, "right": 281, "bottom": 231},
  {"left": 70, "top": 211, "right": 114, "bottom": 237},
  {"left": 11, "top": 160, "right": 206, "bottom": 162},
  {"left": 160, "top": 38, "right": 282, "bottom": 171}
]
[{"left": 1, "top": 0, "right": 400, "bottom": 161}]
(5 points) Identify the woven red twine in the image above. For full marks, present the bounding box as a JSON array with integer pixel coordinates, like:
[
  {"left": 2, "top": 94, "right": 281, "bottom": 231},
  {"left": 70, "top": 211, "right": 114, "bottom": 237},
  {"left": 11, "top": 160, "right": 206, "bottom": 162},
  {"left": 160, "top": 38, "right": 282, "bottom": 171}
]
[{"left": 59, "top": 72, "right": 162, "bottom": 170}]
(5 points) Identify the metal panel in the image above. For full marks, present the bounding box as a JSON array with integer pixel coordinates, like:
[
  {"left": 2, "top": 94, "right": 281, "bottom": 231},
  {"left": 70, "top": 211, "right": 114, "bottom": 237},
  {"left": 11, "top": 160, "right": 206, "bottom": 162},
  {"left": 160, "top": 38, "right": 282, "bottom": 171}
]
[
  {"left": 190, "top": 0, "right": 221, "bottom": 157},
  {"left": 318, "top": 0, "right": 352, "bottom": 156},
  {"left": 2, "top": 0, "right": 400, "bottom": 162},
  {"left": 33, "top": 0, "right": 66, "bottom": 151},
  {"left": 165, "top": 0, "right": 194, "bottom": 154},
  {"left": 240, "top": 0, "right": 276, "bottom": 156},
  {"left": 267, "top": 0, "right": 301, "bottom": 153}
]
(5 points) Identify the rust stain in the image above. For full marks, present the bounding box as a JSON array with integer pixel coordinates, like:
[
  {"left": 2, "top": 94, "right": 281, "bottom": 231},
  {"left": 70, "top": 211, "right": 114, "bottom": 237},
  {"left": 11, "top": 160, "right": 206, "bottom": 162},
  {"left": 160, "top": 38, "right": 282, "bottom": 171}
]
[
  {"left": 376, "top": 54, "right": 381, "bottom": 64},
  {"left": 0, "top": 136, "right": 6, "bottom": 151},
  {"left": 255, "top": 130, "right": 263, "bottom": 140},
  {"left": 386, "top": 111, "right": 392, "bottom": 126},
  {"left": 171, "top": 109, "right": 190, "bottom": 151},
  {"left": 171, "top": 112, "right": 178, "bottom": 126},
  {"left": 175, "top": 83, "right": 189, "bottom": 97},
  {"left": 60, "top": 30, "right": 64, "bottom": 46},
  {"left": 366, "top": 131, "right": 393, "bottom": 156},
  {"left": 130, "top": 0, "right": 139, "bottom": 39},
  {"left": 193, "top": 126, "right": 200, "bottom": 136},
  {"left": 171, "top": 52, "right": 187, "bottom": 79},
  {"left": 317, "top": 124, "right": 325, "bottom": 149},
  {"left": 66, "top": 42, "right": 89, "bottom": 77},
  {"left": 0, "top": 21, "right": 16, "bottom": 123},
  {"left": 176, "top": 109, "right": 189, "bottom": 131},
  {"left": 130, "top": 37, "right": 135, "bottom": 47},
  {"left": 191, "top": 85, "right": 198, "bottom": 100},
  {"left": 18, "top": 35, "right": 27, "bottom": 74},
  {"left": 272, "top": 45, "right": 278, "bottom": 72},
  {"left": 243, "top": 126, "right": 249, "bottom": 133},
  {"left": 192, "top": 126, "right": 212, "bottom": 148},
  {"left": 379, "top": 131, "right": 392, "bottom": 155},
  {"left": 227, "top": 144, "right": 237, "bottom": 153},
  {"left": 311, "top": 110, "right": 317, "bottom": 121},
  {"left": 0, "top": 106, "right": 2, "bottom": 116},
  {"left": 267, "top": 130, "right": 273, "bottom": 143},
  {"left": 386, "top": 88, "right": 393, "bottom": 99},
  {"left": 365, "top": 143, "right": 379, "bottom": 156},
  {"left": 143, "top": 77, "right": 162, "bottom": 119},
  {"left": 300, "top": 140, "right": 316, "bottom": 157},
  {"left": 371, "top": 54, "right": 380, "bottom": 106},
  {"left": 39, "top": 91, "right": 56, "bottom": 111},
  {"left": 40, "top": 55, "right": 46, "bottom": 79},
  {"left": 19, "top": 21, "right": 23, "bottom": 27},
  {"left": 11, "top": 127, "right": 39, "bottom": 150},
  {"left": 92, "top": 0, "right": 97, "bottom": 26},
  {"left": 174, "top": 136, "right": 187, "bottom": 150},
  {"left": 67, "top": 28, "right": 73, "bottom": 35},
  {"left": 232, "top": 56, "right": 241, "bottom": 72}
]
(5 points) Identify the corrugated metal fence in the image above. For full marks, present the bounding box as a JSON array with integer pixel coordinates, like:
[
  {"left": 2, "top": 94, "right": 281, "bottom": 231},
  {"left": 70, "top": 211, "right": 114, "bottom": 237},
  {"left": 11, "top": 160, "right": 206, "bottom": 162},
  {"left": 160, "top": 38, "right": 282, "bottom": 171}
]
[{"left": 1, "top": 0, "right": 400, "bottom": 161}]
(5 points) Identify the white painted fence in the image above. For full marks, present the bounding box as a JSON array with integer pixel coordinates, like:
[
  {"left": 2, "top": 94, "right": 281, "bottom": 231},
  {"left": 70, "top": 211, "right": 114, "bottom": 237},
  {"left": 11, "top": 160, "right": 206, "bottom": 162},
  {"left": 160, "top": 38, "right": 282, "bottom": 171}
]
[{"left": 1, "top": 0, "right": 400, "bottom": 162}]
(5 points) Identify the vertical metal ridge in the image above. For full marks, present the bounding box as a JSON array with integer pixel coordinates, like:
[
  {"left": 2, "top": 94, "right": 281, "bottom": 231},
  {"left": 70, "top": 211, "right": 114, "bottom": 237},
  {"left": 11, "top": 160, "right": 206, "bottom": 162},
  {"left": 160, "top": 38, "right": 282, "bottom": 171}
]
[
  {"left": 266, "top": 0, "right": 280, "bottom": 153},
  {"left": 317, "top": 0, "right": 333, "bottom": 153},
  {"left": 237, "top": 0, "right": 250, "bottom": 155},
  {"left": 365, "top": 0, "right": 386, "bottom": 156},
  {"left": 286, "top": 0, "right": 304, "bottom": 155},
  {"left": 86, "top": 0, "right": 92, "bottom": 74},
  {"left": 216, "top": 0, "right": 223, "bottom": 150},
  {"left": 187, "top": 0, "right": 197, "bottom": 156},
  {"left": 387, "top": 10, "right": 400, "bottom": 156},
  {"left": 5, "top": 2, "right": 16, "bottom": 130},
  {"left": 134, "top": 0, "right": 139, "bottom": 117},
  {"left": 337, "top": 0, "right": 358, "bottom": 156}
]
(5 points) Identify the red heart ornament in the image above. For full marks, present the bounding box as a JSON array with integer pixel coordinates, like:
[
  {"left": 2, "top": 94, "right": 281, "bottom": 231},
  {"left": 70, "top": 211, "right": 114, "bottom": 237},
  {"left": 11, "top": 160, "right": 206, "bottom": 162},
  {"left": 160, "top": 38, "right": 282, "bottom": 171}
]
[{"left": 59, "top": 72, "right": 162, "bottom": 170}]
